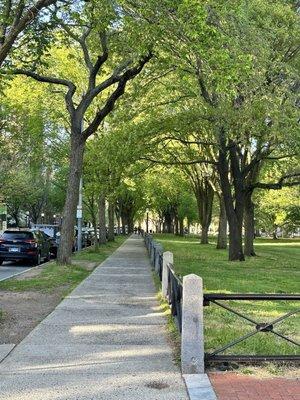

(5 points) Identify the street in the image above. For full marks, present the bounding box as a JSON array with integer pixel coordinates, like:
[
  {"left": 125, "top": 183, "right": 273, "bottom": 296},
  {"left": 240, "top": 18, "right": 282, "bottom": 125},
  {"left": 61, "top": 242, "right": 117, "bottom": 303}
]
[{"left": 0, "top": 261, "right": 34, "bottom": 282}]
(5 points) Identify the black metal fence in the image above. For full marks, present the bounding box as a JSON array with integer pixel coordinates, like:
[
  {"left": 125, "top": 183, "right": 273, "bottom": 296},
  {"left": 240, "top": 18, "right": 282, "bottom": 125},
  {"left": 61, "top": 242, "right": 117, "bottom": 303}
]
[
  {"left": 143, "top": 232, "right": 300, "bottom": 364},
  {"left": 204, "top": 293, "right": 300, "bottom": 364},
  {"left": 144, "top": 233, "right": 183, "bottom": 332}
]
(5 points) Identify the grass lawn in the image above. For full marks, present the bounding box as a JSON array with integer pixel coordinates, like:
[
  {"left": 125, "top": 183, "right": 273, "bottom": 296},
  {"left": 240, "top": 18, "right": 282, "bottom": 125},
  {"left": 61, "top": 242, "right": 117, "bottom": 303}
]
[
  {"left": 154, "top": 234, "right": 300, "bottom": 361},
  {"left": 0, "top": 235, "right": 127, "bottom": 293}
]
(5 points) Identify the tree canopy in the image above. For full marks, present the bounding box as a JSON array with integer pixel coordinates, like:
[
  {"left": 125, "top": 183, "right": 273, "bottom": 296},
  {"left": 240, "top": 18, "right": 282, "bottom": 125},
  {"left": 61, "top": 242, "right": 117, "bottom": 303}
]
[{"left": 0, "top": 0, "right": 299, "bottom": 262}]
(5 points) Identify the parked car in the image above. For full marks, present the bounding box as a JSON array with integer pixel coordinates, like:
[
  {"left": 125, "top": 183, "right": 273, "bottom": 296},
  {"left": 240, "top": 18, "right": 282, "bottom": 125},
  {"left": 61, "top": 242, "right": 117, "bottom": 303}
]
[
  {"left": 0, "top": 230, "right": 51, "bottom": 265},
  {"left": 31, "top": 229, "right": 58, "bottom": 258},
  {"left": 31, "top": 224, "right": 60, "bottom": 258}
]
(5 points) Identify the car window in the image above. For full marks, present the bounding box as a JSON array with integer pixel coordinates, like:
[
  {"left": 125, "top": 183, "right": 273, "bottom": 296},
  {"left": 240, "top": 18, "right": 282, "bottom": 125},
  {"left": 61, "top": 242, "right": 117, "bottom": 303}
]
[{"left": 1, "top": 231, "right": 34, "bottom": 240}]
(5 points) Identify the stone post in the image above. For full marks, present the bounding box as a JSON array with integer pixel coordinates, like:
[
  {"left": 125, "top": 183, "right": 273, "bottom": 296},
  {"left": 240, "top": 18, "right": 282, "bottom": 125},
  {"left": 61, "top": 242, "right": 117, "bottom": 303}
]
[
  {"left": 181, "top": 274, "right": 204, "bottom": 374},
  {"left": 150, "top": 241, "right": 156, "bottom": 268},
  {"left": 162, "top": 251, "right": 173, "bottom": 298},
  {"left": 154, "top": 244, "right": 163, "bottom": 274}
]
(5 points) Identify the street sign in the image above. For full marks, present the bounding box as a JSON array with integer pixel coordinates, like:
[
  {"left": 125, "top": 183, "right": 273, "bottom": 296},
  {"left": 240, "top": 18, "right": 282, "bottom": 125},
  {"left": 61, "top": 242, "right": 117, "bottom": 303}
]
[{"left": 76, "top": 207, "right": 82, "bottom": 219}]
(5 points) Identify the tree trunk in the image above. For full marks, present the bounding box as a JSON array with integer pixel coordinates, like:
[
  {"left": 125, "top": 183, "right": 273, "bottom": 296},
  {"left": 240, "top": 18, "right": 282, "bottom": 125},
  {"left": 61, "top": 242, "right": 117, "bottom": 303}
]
[
  {"left": 85, "top": 195, "right": 98, "bottom": 250},
  {"left": 179, "top": 219, "right": 184, "bottom": 236},
  {"left": 163, "top": 211, "right": 173, "bottom": 233},
  {"left": 216, "top": 196, "right": 227, "bottom": 249},
  {"left": 217, "top": 134, "right": 245, "bottom": 261},
  {"left": 128, "top": 216, "right": 134, "bottom": 234},
  {"left": 121, "top": 214, "right": 126, "bottom": 235},
  {"left": 98, "top": 192, "right": 106, "bottom": 245},
  {"left": 195, "top": 180, "right": 214, "bottom": 245},
  {"left": 93, "top": 219, "right": 99, "bottom": 250},
  {"left": 174, "top": 215, "right": 179, "bottom": 235},
  {"left": 244, "top": 192, "right": 256, "bottom": 256},
  {"left": 117, "top": 214, "right": 121, "bottom": 235},
  {"left": 201, "top": 227, "right": 209, "bottom": 244},
  {"left": 108, "top": 201, "right": 115, "bottom": 241},
  {"left": 57, "top": 134, "right": 85, "bottom": 264}
]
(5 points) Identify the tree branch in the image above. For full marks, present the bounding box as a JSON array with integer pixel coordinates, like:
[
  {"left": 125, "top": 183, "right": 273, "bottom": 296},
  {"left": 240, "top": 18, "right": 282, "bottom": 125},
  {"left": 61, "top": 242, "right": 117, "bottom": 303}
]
[
  {"left": 161, "top": 135, "right": 217, "bottom": 147},
  {"left": 0, "top": 0, "right": 58, "bottom": 66},
  {"left": 252, "top": 172, "right": 300, "bottom": 190},
  {"left": 82, "top": 52, "right": 152, "bottom": 140},
  {"left": 12, "top": 69, "right": 76, "bottom": 114},
  {"left": 139, "top": 156, "right": 217, "bottom": 166}
]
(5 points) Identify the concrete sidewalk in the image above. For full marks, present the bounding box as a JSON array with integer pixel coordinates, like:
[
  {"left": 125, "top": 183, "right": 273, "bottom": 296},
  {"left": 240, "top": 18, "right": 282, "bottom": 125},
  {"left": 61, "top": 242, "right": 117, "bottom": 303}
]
[{"left": 0, "top": 235, "right": 188, "bottom": 400}]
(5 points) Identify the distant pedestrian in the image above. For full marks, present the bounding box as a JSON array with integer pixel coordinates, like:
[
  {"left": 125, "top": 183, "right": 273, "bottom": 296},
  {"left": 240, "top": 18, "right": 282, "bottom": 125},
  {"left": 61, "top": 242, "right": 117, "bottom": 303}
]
[
  {"left": 138, "top": 227, "right": 141, "bottom": 235},
  {"left": 134, "top": 227, "right": 137, "bottom": 234}
]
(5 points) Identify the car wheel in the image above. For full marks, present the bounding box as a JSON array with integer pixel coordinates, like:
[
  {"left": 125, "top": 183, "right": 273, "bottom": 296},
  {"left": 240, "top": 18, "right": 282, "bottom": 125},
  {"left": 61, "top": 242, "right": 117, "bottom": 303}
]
[
  {"left": 33, "top": 252, "right": 41, "bottom": 266},
  {"left": 0, "top": 259, "right": 3, "bottom": 265}
]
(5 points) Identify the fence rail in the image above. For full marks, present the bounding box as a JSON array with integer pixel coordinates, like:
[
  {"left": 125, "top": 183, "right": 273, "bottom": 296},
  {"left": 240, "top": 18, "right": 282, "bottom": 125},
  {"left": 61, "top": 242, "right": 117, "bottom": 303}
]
[
  {"left": 144, "top": 232, "right": 183, "bottom": 332},
  {"left": 143, "top": 233, "right": 300, "bottom": 368},
  {"left": 204, "top": 293, "right": 300, "bottom": 363}
]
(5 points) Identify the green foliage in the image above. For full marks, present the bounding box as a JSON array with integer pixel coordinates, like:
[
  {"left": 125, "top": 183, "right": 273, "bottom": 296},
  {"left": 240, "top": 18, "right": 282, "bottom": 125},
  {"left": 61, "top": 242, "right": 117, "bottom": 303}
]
[{"left": 256, "top": 186, "right": 300, "bottom": 234}]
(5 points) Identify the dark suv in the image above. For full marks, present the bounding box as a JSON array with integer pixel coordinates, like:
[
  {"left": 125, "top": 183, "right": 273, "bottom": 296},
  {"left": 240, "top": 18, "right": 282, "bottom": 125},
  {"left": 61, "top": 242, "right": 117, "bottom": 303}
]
[{"left": 0, "top": 230, "right": 51, "bottom": 265}]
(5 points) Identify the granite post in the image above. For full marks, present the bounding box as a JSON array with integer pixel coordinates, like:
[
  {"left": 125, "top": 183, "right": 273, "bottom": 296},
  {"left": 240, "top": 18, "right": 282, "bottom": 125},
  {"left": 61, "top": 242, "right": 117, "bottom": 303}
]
[
  {"left": 162, "top": 251, "right": 173, "bottom": 298},
  {"left": 181, "top": 274, "right": 204, "bottom": 374}
]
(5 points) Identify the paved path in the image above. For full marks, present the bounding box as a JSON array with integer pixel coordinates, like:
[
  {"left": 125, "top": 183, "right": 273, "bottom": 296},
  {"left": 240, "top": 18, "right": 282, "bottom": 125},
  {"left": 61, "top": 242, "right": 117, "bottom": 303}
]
[
  {"left": 0, "top": 261, "right": 33, "bottom": 281},
  {"left": 0, "top": 235, "right": 188, "bottom": 400},
  {"left": 210, "top": 372, "right": 300, "bottom": 400}
]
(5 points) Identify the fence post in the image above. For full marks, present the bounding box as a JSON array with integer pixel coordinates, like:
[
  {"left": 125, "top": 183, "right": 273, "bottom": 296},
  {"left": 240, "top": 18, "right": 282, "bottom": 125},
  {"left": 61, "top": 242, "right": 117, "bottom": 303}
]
[
  {"left": 150, "top": 242, "right": 156, "bottom": 268},
  {"left": 181, "top": 274, "right": 204, "bottom": 374},
  {"left": 162, "top": 251, "right": 173, "bottom": 298},
  {"left": 154, "top": 244, "right": 163, "bottom": 274}
]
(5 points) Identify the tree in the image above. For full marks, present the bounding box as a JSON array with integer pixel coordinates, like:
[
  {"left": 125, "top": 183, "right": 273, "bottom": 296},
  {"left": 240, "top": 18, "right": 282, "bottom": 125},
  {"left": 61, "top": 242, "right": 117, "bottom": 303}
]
[
  {"left": 130, "top": 0, "right": 300, "bottom": 260},
  {"left": 11, "top": 1, "right": 154, "bottom": 263}
]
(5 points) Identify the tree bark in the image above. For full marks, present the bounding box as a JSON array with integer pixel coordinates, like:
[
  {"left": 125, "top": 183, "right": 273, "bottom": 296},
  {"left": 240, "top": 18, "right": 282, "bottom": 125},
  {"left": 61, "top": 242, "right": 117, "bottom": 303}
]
[
  {"left": 120, "top": 213, "right": 126, "bottom": 235},
  {"left": 174, "top": 214, "right": 179, "bottom": 235},
  {"left": 217, "top": 133, "right": 245, "bottom": 261},
  {"left": 195, "top": 180, "right": 214, "bottom": 245},
  {"left": 98, "top": 192, "right": 106, "bottom": 245},
  {"left": 216, "top": 196, "right": 227, "bottom": 249},
  {"left": 244, "top": 191, "right": 256, "bottom": 256},
  {"left": 57, "top": 133, "right": 85, "bottom": 264},
  {"left": 85, "top": 194, "right": 98, "bottom": 250},
  {"left": 163, "top": 210, "right": 173, "bottom": 233},
  {"left": 179, "top": 218, "right": 184, "bottom": 236},
  {"left": 127, "top": 216, "right": 134, "bottom": 234},
  {"left": 108, "top": 201, "right": 115, "bottom": 241}
]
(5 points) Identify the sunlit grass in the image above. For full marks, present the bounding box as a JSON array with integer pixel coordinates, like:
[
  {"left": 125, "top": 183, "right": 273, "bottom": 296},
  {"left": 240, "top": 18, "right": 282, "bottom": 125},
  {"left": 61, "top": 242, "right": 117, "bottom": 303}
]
[{"left": 0, "top": 236, "right": 128, "bottom": 293}]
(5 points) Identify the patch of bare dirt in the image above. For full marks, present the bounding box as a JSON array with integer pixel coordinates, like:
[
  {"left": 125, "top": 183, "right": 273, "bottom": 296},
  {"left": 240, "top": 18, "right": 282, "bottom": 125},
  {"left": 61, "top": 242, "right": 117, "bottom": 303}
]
[
  {"left": 0, "top": 288, "right": 67, "bottom": 345},
  {"left": 0, "top": 260, "right": 96, "bottom": 345},
  {"left": 0, "top": 261, "right": 71, "bottom": 346}
]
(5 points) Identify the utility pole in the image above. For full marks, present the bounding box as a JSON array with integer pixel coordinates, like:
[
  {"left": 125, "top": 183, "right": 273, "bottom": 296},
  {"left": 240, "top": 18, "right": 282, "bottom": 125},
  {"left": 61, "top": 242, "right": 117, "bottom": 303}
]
[
  {"left": 77, "top": 176, "right": 83, "bottom": 251},
  {"left": 77, "top": 117, "right": 84, "bottom": 252}
]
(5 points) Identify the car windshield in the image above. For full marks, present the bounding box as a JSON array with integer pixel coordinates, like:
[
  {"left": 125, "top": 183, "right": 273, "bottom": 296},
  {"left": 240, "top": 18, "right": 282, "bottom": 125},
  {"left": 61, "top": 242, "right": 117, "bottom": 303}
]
[{"left": 1, "top": 231, "right": 34, "bottom": 240}]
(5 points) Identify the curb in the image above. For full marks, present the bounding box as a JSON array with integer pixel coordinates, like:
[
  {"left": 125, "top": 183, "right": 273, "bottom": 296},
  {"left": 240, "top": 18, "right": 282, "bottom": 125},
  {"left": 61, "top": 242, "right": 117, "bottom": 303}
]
[
  {"left": 183, "top": 374, "right": 217, "bottom": 400},
  {"left": 0, "top": 263, "right": 45, "bottom": 282},
  {"left": 0, "top": 344, "right": 15, "bottom": 363}
]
